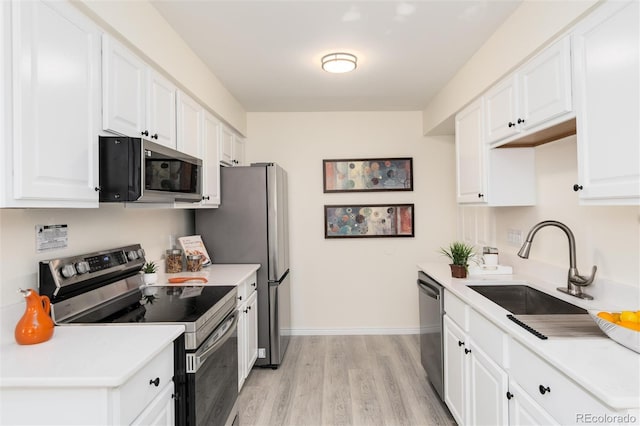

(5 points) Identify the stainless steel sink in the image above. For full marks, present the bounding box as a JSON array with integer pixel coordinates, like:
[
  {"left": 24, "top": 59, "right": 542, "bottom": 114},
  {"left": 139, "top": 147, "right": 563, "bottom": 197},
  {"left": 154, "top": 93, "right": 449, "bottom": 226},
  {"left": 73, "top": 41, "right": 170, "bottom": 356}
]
[{"left": 468, "top": 285, "right": 587, "bottom": 315}]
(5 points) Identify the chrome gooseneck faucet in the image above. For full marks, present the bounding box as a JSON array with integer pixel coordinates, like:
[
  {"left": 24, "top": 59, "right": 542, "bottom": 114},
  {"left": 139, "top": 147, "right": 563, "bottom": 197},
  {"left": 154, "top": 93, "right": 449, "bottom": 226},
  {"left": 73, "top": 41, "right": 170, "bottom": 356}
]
[{"left": 518, "top": 220, "right": 596, "bottom": 300}]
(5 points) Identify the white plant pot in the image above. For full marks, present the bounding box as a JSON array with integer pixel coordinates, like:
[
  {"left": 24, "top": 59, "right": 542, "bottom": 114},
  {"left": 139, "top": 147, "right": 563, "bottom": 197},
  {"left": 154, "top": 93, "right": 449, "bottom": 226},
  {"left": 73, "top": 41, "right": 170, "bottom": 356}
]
[{"left": 143, "top": 272, "right": 158, "bottom": 285}]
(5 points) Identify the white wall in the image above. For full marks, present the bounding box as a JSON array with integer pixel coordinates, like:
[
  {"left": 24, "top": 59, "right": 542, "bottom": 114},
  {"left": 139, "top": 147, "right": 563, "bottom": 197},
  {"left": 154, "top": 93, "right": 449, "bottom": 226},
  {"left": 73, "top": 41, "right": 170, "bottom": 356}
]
[
  {"left": 246, "top": 111, "right": 457, "bottom": 333},
  {"left": 0, "top": 205, "right": 192, "bottom": 306},
  {"left": 422, "top": 0, "right": 599, "bottom": 135},
  {"left": 494, "top": 136, "right": 640, "bottom": 288}
]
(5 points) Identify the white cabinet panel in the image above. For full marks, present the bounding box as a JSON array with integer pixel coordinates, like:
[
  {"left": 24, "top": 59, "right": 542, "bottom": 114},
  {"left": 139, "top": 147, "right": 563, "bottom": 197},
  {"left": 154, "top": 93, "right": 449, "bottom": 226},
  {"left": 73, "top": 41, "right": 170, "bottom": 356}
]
[
  {"left": 573, "top": 0, "right": 639, "bottom": 204},
  {"left": 102, "top": 35, "right": 146, "bottom": 138},
  {"left": 246, "top": 290, "right": 258, "bottom": 371},
  {"left": 468, "top": 344, "right": 508, "bottom": 426},
  {"left": 131, "top": 381, "right": 175, "bottom": 426},
  {"left": 176, "top": 91, "right": 203, "bottom": 158},
  {"left": 443, "top": 315, "right": 467, "bottom": 425},
  {"left": 485, "top": 76, "right": 519, "bottom": 144},
  {"left": 508, "top": 380, "right": 560, "bottom": 426},
  {"left": 456, "top": 98, "right": 486, "bottom": 203},
  {"left": 201, "top": 111, "right": 221, "bottom": 207},
  {"left": 520, "top": 36, "right": 572, "bottom": 130},
  {"left": 237, "top": 273, "right": 258, "bottom": 391},
  {"left": 219, "top": 124, "right": 235, "bottom": 166},
  {"left": 102, "top": 35, "right": 177, "bottom": 149},
  {"left": 485, "top": 36, "right": 573, "bottom": 146},
  {"left": 4, "top": 0, "right": 100, "bottom": 207},
  {"left": 148, "top": 70, "right": 176, "bottom": 149}
]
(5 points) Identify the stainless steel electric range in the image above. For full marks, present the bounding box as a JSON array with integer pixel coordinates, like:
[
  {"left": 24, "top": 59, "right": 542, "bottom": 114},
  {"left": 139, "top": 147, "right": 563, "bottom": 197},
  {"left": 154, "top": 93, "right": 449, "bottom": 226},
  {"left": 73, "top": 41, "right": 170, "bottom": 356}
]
[{"left": 39, "top": 244, "right": 240, "bottom": 426}]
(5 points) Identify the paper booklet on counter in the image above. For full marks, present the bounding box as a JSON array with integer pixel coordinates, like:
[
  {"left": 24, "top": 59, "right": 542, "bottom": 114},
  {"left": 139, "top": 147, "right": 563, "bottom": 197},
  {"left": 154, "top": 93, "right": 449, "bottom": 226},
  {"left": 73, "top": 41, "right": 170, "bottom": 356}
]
[
  {"left": 468, "top": 264, "right": 513, "bottom": 275},
  {"left": 178, "top": 235, "right": 212, "bottom": 267}
]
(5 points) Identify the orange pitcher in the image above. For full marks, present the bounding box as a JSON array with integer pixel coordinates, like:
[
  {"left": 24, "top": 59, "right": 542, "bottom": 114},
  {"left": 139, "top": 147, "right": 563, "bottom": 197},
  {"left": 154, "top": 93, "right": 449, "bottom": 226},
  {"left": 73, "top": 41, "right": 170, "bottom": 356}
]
[{"left": 14, "top": 288, "right": 55, "bottom": 345}]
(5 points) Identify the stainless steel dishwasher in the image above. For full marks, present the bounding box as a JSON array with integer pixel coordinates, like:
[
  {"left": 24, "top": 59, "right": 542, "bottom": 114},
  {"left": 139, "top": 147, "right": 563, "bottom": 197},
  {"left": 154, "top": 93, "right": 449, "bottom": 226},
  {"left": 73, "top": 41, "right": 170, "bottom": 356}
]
[{"left": 417, "top": 271, "right": 445, "bottom": 401}]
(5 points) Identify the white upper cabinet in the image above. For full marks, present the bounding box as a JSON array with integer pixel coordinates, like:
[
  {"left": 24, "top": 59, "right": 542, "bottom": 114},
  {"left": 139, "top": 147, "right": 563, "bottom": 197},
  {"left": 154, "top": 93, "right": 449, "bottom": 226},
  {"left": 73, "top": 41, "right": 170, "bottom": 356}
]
[
  {"left": 485, "top": 76, "right": 519, "bottom": 144},
  {"left": 519, "top": 36, "right": 572, "bottom": 131},
  {"left": 456, "top": 99, "right": 486, "bottom": 203},
  {"left": 176, "top": 91, "right": 203, "bottom": 158},
  {"left": 1, "top": 0, "right": 101, "bottom": 207},
  {"left": 201, "top": 110, "right": 221, "bottom": 207},
  {"left": 572, "top": 0, "right": 639, "bottom": 205},
  {"left": 102, "top": 35, "right": 177, "bottom": 149},
  {"left": 219, "top": 123, "right": 245, "bottom": 167},
  {"left": 485, "top": 36, "right": 573, "bottom": 146},
  {"left": 147, "top": 70, "right": 177, "bottom": 149},
  {"left": 455, "top": 98, "right": 536, "bottom": 206}
]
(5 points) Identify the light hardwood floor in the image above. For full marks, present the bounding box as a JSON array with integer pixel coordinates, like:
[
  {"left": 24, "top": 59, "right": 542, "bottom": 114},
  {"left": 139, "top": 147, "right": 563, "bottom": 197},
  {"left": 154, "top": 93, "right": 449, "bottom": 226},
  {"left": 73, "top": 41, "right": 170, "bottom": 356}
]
[{"left": 237, "top": 335, "right": 455, "bottom": 426}]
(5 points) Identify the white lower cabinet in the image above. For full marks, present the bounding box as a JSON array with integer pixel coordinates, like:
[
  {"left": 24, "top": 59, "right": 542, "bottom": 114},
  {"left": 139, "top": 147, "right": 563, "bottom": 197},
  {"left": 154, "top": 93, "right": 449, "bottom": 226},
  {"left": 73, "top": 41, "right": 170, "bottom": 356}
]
[
  {"left": 1, "top": 0, "right": 101, "bottom": 207},
  {"left": 131, "top": 380, "right": 175, "bottom": 426},
  {"left": 237, "top": 273, "right": 258, "bottom": 391},
  {"left": 0, "top": 341, "right": 175, "bottom": 425},
  {"left": 443, "top": 289, "right": 637, "bottom": 426},
  {"left": 508, "top": 380, "right": 560, "bottom": 426},
  {"left": 443, "top": 314, "right": 508, "bottom": 426}
]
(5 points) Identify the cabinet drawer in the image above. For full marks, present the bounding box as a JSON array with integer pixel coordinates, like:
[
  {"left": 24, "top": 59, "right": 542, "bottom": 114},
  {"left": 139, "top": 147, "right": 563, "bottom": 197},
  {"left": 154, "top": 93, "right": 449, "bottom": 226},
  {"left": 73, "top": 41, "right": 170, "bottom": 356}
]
[
  {"left": 444, "top": 290, "right": 468, "bottom": 331},
  {"left": 236, "top": 279, "right": 248, "bottom": 305},
  {"left": 468, "top": 309, "right": 507, "bottom": 367},
  {"left": 510, "top": 340, "right": 620, "bottom": 425},
  {"left": 118, "top": 343, "right": 174, "bottom": 425}
]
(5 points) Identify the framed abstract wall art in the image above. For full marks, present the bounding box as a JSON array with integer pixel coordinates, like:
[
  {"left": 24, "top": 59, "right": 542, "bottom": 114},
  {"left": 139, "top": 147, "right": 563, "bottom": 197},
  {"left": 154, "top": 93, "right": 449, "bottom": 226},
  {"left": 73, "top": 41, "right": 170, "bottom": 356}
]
[
  {"left": 324, "top": 204, "right": 414, "bottom": 238},
  {"left": 323, "top": 158, "right": 413, "bottom": 192}
]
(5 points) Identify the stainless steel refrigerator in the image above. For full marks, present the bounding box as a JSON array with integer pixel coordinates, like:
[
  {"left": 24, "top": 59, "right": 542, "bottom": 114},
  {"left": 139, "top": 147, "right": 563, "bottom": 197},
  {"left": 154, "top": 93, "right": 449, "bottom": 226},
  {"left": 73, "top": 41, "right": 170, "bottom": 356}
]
[{"left": 195, "top": 163, "right": 290, "bottom": 367}]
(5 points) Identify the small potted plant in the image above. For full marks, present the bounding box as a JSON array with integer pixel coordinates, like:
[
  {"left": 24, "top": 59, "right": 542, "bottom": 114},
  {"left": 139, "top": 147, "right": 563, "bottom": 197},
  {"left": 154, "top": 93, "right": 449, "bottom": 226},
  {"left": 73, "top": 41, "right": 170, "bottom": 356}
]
[
  {"left": 439, "top": 242, "right": 475, "bottom": 278},
  {"left": 141, "top": 261, "right": 158, "bottom": 285}
]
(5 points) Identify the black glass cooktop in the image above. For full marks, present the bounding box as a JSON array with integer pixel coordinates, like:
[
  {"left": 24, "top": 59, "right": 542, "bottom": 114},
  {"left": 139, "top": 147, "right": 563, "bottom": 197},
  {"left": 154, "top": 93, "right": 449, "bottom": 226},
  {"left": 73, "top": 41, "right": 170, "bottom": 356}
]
[{"left": 70, "top": 286, "right": 235, "bottom": 325}]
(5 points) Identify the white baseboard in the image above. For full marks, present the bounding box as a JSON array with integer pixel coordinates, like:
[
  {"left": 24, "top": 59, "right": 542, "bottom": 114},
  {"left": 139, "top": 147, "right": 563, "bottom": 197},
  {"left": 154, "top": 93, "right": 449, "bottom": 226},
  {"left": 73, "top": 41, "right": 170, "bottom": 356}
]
[{"left": 284, "top": 327, "right": 420, "bottom": 336}]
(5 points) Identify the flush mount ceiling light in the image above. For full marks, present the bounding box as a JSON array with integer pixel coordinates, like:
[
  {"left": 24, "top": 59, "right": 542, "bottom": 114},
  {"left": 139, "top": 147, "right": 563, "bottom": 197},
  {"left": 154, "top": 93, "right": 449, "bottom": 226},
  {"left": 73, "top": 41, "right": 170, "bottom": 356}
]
[{"left": 321, "top": 52, "right": 357, "bottom": 73}]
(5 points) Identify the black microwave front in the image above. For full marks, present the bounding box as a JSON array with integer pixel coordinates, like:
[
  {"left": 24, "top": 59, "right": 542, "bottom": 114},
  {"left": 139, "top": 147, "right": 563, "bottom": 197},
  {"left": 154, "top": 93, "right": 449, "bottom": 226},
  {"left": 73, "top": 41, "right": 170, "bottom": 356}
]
[{"left": 99, "top": 136, "right": 203, "bottom": 203}]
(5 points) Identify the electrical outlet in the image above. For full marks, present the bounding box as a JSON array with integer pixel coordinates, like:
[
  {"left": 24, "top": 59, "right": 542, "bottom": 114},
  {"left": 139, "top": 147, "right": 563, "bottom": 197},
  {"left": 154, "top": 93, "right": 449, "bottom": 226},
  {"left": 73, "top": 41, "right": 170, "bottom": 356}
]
[
  {"left": 507, "top": 229, "right": 523, "bottom": 246},
  {"left": 258, "top": 348, "right": 266, "bottom": 358}
]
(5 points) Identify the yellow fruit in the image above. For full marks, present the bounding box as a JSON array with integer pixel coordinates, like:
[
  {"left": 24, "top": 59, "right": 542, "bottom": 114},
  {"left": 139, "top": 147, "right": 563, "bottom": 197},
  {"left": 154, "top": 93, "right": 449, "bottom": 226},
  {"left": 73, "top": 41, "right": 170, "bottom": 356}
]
[
  {"left": 620, "top": 311, "right": 639, "bottom": 323},
  {"left": 617, "top": 321, "right": 640, "bottom": 332},
  {"left": 598, "top": 312, "right": 616, "bottom": 323},
  {"left": 611, "top": 312, "right": 621, "bottom": 322}
]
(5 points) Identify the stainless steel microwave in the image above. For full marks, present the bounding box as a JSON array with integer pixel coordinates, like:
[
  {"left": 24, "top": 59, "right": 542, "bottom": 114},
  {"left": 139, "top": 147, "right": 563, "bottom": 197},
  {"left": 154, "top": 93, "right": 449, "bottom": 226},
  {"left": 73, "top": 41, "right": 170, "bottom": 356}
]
[{"left": 99, "top": 136, "right": 202, "bottom": 203}]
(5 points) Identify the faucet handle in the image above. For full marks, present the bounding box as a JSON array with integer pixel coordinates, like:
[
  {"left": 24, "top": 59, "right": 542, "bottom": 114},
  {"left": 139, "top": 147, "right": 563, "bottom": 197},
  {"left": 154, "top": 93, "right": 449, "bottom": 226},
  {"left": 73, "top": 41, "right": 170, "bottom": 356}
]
[{"left": 570, "top": 265, "right": 597, "bottom": 287}]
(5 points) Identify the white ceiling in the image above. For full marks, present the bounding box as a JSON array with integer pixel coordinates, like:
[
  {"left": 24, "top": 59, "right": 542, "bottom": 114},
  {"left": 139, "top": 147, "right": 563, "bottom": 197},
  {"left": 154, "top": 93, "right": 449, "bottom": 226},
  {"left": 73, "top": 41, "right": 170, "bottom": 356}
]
[{"left": 151, "top": 1, "right": 522, "bottom": 112}]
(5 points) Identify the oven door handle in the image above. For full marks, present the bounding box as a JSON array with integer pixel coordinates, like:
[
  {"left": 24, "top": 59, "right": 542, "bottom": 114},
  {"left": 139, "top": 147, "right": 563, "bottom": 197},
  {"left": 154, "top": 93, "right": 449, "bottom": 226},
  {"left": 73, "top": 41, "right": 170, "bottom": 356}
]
[{"left": 186, "top": 310, "right": 238, "bottom": 373}]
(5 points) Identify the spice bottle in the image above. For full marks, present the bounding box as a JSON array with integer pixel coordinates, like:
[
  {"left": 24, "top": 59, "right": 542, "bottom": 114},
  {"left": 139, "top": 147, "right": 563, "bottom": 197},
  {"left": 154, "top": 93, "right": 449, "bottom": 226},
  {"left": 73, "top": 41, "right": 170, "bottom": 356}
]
[{"left": 165, "top": 249, "right": 183, "bottom": 273}]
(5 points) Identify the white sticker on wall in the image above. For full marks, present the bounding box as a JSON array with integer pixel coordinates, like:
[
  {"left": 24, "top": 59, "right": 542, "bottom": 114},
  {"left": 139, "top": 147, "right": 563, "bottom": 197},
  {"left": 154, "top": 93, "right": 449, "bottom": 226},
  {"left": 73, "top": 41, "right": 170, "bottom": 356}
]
[{"left": 36, "top": 224, "right": 68, "bottom": 252}]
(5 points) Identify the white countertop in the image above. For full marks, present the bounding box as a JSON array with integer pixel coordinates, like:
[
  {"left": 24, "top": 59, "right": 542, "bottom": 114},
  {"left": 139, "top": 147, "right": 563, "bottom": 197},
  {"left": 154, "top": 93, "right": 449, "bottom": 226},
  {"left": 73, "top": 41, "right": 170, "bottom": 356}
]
[
  {"left": 0, "top": 264, "right": 259, "bottom": 389},
  {"left": 418, "top": 262, "right": 640, "bottom": 410},
  {"left": 0, "top": 324, "right": 184, "bottom": 388},
  {"left": 150, "top": 263, "right": 260, "bottom": 286}
]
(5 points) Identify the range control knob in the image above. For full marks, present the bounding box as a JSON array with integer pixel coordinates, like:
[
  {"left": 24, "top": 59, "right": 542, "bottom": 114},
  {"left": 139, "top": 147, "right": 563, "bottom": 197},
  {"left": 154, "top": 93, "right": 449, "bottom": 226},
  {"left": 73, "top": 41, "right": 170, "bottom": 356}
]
[
  {"left": 60, "top": 264, "right": 77, "bottom": 278},
  {"left": 75, "top": 261, "right": 90, "bottom": 274},
  {"left": 127, "top": 251, "right": 139, "bottom": 261}
]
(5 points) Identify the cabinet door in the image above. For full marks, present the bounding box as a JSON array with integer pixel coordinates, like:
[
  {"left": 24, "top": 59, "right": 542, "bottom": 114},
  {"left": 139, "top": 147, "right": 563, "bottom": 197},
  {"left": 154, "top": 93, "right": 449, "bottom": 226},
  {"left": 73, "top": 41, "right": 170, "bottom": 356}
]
[
  {"left": 130, "top": 381, "right": 175, "bottom": 426},
  {"left": 219, "top": 124, "right": 234, "bottom": 166},
  {"left": 102, "top": 35, "right": 146, "bottom": 138},
  {"left": 237, "top": 301, "right": 247, "bottom": 390},
  {"left": 484, "top": 75, "right": 519, "bottom": 144},
  {"left": 176, "top": 91, "right": 203, "bottom": 158},
  {"left": 573, "top": 0, "right": 640, "bottom": 204},
  {"left": 508, "top": 380, "right": 560, "bottom": 426},
  {"left": 455, "top": 99, "right": 486, "bottom": 204},
  {"left": 519, "top": 36, "right": 572, "bottom": 131},
  {"left": 443, "top": 315, "right": 467, "bottom": 425},
  {"left": 10, "top": 0, "right": 100, "bottom": 206},
  {"left": 201, "top": 111, "right": 221, "bottom": 206},
  {"left": 468, "top": 343, "right": 508, "bottom": 426},
  {"left": 246, "top": 290, "right": 258, "bottom": 371},
  {"left": 147, "top": 70, "right": 176, "bottom": 149},
  {"left": 233, "top": 135, "right": 245, "bottom": 166}
]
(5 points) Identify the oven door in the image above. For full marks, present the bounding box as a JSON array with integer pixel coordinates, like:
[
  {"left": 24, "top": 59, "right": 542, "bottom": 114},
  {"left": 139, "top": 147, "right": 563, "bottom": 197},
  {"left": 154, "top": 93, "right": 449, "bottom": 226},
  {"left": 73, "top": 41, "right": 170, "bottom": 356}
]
[{"left": 185, "top": 310, "right": 239, "bottom": 426}]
